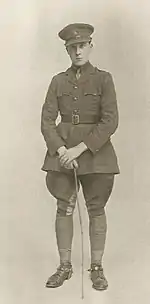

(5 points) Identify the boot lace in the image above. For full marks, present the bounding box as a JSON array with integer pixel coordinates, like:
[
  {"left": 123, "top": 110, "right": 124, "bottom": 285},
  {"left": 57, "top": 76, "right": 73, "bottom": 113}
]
[{"left": 54, "top": 265, "right": 71, "bottom": 282}]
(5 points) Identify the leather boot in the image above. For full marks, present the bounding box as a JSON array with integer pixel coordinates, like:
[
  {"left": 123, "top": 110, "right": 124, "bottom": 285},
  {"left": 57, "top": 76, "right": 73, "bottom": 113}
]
[
  {"left": 46, "top": 263, "right": 73, "bottom": 288},
  {"left": 89, "top": 263, "right": 108, "bottom": 290}
]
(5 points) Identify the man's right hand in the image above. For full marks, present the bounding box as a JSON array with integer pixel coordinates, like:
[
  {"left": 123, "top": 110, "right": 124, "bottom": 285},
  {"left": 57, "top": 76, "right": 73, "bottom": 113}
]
[
  {"left": 57, "top": 146, "right": 78, "bottom": 169},
  {"left": 63, "top": 159, "right": 78, "bottom": 170},
  {"left": 57, "top": 146, "right": 67, "bottom": 157}
]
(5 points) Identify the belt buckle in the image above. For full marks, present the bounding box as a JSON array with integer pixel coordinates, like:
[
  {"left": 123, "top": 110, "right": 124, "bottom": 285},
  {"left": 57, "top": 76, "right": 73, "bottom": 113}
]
[{"left": 72, "top": 113, "right": 80, "bottom": 125}]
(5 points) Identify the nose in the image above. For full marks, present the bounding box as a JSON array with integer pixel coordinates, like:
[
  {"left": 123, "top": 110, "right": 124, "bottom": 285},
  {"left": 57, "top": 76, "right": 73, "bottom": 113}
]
[{"left": 76, "top": 46, "right": 81, "bottom": 55}]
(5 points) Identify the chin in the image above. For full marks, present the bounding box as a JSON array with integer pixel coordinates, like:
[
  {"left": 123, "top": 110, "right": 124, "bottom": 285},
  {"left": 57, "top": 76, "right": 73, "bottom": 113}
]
[{"left": 74, "top": 60, "right": 85, "bottom": 66}]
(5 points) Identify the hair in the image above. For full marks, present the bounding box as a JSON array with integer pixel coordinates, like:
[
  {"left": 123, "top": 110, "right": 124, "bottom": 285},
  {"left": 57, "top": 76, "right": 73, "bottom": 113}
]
[{"left": 65, "top": 39, "right": 93, "bottom": 50}]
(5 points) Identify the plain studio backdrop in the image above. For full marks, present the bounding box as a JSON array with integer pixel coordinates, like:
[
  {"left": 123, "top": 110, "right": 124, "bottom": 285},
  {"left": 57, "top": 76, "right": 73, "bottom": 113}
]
[{"left": 0, "top": 1, "right": 150, "bottom": 304}]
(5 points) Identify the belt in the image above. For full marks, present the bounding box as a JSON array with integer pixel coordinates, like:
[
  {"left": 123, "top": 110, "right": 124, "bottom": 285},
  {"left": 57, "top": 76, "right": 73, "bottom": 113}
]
[{"left": 61, "top": 114, "right": 99, "bottom": 125}]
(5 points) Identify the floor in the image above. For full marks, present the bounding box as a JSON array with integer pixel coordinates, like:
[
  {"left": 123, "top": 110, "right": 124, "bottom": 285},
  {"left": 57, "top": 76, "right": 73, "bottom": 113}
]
[{"left": 1, "top": 184, "right": 150, "bottom": 304}]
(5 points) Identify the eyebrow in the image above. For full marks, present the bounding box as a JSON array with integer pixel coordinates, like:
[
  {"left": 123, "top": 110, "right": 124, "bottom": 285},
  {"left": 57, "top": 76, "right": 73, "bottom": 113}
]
[{"left": 70, "top": 42, "right": 88, "bottom": 48}]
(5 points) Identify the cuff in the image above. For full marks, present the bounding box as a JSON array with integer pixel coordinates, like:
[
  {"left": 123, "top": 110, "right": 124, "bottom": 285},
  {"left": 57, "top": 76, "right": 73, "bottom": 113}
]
[
  {"left": 47, "top": 139, "right": 66, "bottom": 156},
  {"left": 83, "top": 133, "right": 100, "bottom": 155}
]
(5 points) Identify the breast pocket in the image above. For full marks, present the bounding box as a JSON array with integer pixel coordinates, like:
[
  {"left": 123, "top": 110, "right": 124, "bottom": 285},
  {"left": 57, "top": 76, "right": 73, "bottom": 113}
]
[
  {"left": 83, "top": 90, "right": 102, "bottom": 112},
  {"left": 57, "top": 92, "right": 72, "bottom": 112}
]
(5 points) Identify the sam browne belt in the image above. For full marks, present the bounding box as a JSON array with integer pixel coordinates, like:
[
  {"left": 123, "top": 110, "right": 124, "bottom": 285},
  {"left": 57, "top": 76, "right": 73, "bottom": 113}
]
[{"left": 61, "top": 113, "right": 99, "bottom": 125}]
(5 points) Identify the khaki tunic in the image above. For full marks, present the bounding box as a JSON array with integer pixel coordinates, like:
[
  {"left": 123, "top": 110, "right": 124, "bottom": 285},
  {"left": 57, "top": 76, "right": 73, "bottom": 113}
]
[{"left": 41, "top": 62, "right": 120, "bottom": 175}]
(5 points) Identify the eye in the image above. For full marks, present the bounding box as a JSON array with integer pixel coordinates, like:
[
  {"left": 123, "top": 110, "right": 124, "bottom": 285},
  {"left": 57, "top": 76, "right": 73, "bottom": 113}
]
[
  {"left": 82, "top": 42, "right": 89, "bottom": 48},
  {"left": 70, "top": 45, "right": 76, "bottom": 51},
  {"left": 80, "top": 43, "right": 86, "bottom": 48}
]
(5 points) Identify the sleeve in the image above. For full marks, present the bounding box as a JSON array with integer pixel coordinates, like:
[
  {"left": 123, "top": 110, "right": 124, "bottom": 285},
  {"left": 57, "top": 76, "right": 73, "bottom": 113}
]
[
  {"left": 83, "top": 72, "right": 119, "bottom": 154},
  {"left": 41, "top": 76, "right": 65, "bottom": 156}
]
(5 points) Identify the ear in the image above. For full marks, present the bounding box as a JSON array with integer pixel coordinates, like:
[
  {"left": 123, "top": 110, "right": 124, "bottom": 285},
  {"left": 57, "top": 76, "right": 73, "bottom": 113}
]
[{"left": 65, "top": 46, "right": 69, "bottom": 54}]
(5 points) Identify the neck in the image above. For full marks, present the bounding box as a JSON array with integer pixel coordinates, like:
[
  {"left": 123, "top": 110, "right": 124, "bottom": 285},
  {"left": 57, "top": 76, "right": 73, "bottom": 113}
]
[{"left": 72, "top": 61, "right": 90, "bottom": 71}]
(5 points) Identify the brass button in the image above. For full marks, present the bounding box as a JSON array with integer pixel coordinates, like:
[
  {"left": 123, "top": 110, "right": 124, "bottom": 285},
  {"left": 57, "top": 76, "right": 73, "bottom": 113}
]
[
  {"left": 73, "top": 97, "right": 78, "bottom": 100},
  {"left": 74, "top": 86, "right": 78, "bottom": 89},
  {"left": 73, "top": 109, "right": 79, "bottom": 113}
]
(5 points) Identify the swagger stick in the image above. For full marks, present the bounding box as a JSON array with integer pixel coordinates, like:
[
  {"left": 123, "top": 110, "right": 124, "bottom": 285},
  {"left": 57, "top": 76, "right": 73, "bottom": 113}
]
[{"left": 73, "top": 167, "right": 84, "bottom": 300}]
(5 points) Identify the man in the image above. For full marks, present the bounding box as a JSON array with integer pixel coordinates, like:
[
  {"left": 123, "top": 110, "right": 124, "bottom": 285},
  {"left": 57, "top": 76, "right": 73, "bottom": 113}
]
[{"left": 41, "top": 23, "right": 120, "bottom": 291}]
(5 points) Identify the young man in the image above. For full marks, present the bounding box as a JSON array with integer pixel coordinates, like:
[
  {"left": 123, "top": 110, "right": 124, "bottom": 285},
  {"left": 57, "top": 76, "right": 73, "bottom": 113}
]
[{"left": 41, "top": 23, "right": 120, "bottom": 291}]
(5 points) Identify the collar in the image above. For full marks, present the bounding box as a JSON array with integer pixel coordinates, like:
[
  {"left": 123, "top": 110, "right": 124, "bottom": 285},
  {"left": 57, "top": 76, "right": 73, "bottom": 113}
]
[
  {"left": 70, "top": 61, "right": 95, "bottom": 74},
  {"left": 65, "top": 61, "right": 95, "bottom": 76},
  {"left": 64, "top": 61, "right": 96, "bottom": 84}
]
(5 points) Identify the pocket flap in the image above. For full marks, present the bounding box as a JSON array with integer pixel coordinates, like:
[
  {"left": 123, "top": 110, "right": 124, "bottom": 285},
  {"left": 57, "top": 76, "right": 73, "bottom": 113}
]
[
  {"left": 84, "top": 89, "right": 101, "bottom": 96},
  {"left": 58, "top": 92, "right": 71, "bottom": 97}
]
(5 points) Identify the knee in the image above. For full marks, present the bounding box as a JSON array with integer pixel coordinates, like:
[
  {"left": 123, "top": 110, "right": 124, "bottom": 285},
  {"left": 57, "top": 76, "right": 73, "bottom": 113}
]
[
  {"left": 86, "top": 199, "right": 105, "bottom": 217},
  {"left": 57, "top": 197, "right": 76, "bottom": 216}
]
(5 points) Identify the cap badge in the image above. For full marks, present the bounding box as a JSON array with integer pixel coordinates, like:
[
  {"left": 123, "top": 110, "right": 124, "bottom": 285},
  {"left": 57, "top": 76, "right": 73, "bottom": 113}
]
[{"left": 73, "top": 30, "right": 81, "bottom": 39}]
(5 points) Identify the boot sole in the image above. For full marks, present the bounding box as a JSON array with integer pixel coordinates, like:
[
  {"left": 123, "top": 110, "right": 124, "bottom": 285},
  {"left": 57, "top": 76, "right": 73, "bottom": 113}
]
[{"left": 92, "top": 283, "right": 108, "bottom": 291}]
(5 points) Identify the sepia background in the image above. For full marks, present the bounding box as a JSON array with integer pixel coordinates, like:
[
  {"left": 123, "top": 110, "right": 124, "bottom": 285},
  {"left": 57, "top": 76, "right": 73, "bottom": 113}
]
[{"left": 0, "top": 0, "right": 150, "bottom": 303}]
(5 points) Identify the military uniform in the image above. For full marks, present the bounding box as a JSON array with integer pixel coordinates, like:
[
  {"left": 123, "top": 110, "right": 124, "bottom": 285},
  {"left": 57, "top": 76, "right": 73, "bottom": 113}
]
[
  {"left": 41, "top": 62, "right": 119, "bottom": 175},
  {"left": 41, "top": 23, "right": 120, "bottom": 290}
]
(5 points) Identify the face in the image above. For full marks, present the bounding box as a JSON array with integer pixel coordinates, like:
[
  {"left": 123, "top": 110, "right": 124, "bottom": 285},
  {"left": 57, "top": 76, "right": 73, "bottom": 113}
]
[{"left": 66, "top": 41, "right": 93, "bottom": 66}]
